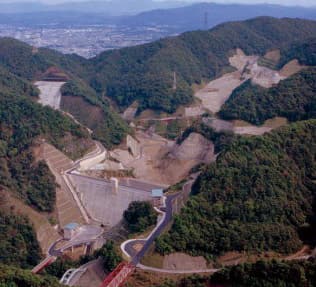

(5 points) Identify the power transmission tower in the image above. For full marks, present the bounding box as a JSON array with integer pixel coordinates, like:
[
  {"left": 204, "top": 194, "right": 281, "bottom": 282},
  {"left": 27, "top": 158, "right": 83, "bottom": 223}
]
[
  {"left": 204, "top": 11, "right": 209, "bottom": 30},
  {"left": 173, "top": 71, "right": 177, "bottom": 90}
]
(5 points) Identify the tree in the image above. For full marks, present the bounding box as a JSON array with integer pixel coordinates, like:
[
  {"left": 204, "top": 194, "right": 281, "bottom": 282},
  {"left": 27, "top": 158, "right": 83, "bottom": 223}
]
[
  {"left": 95, "top": 242, "right": 122, "bottom": 272},
  {"left": 123, "top": 201, "right": 158, "bottom": 233}
]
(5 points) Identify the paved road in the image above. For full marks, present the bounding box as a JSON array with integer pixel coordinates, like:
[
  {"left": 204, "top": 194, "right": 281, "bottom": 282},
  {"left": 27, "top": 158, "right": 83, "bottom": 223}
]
[
  {"left": 137, "top": 264, "right": 219, "bottom": 274},
  {"left": 121, "top": 180, "right": 194, "bottom": 266},
  {"left": 132, "top": 194, "right": 177, "bottom": 265},
  {"left": 49, "top": 225, "right": 103, "bottom": 256}
]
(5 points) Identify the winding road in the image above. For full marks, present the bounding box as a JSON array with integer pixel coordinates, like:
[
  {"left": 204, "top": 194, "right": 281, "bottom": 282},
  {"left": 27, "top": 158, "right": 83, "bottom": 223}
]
[{"left": 120, "top": 179, "right": 219, "bottom": 274}]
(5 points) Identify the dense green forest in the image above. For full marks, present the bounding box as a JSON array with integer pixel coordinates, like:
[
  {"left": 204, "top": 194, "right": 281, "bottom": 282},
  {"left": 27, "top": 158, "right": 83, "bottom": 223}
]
[
  {"left": 219, "top": 67, "right": 316, "bottom": 125},
  {"left": 95, "top": 241, "right": 123, "bottom": 272},
  {"left": 0, "top": 264, "right": 63, "bottom": 287},
  {"left": 89, "top": 17, "right": 316, "bottom": 113},
  {"left": 0, "top": 88, "right": 89, "bottom": 211},
  {"left": 150, "top": 259, "right": 316, "bottom": 287},
  {"left": 0, "top": 37, "right": 86, "bottom": 81},
  {"left": 211, "top": 259, "right": 316, "bottom": 287},
  {"left": 124, "top": 201, "right": 158, "bottom": 233},
  {"left": 0, "top": 211, "right": 41, "bottom": 268},
  {"left": 1, "top": 18, "right": 315, "bottom": 117},
  {"left": 1, "top": 17, "right": 316, "bottom": 117},
  {"left": 279, "top": 37, "right": 316, "bottom": 68},
  {"left": 0, "top": 65, "right": 38, "bottom": 97},
  {"left": 156, "top": 120, "right": 316, "bottom": 258},
  {"left": 0, "top": 37, "right": 129, "bottom": 148}
]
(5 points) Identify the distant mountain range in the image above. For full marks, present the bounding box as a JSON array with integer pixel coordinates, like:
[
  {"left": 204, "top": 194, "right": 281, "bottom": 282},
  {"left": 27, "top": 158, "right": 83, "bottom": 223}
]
[
  {"left": 0, "top": 2, "right": 316, "bottom": 32},
  {"left": 122, "top": 2, "right": 316, "bottom": 31},
  {"left": 0, "top": 0, "right": 187, "bottom": 16}
]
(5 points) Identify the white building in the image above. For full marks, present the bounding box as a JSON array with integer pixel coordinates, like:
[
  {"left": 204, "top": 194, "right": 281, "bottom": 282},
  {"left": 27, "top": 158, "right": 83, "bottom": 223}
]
[{"left": 63, "top": 222, "right": 79, "bottom": 240}]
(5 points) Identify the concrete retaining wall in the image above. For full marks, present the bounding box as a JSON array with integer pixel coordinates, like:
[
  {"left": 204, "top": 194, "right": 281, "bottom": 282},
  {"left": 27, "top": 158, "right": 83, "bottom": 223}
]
[
  {"left": 126, "top": 135, "right": 140, "bottom": 157},
  {"left": 79, "top": 151, "right": 107, "bottom": 171}
]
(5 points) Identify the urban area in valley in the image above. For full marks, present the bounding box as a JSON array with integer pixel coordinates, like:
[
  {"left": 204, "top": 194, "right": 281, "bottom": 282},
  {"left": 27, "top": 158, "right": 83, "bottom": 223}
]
[{"left": 0, "top": 24, "right": 175, "bottom": 58}]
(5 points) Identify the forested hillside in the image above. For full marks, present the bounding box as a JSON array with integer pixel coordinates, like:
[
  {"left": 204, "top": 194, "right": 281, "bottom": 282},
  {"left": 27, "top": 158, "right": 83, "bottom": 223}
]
[
  {"left": 0, "top": 88, "right": 90, "bottom": 211},
  {"left": 90, "top": 17, "right": 316, "bottom": 113},
  {"left": 279, "top": 37, "right": 316, "bottom": 67},
  {"left": 0, "top": 37, "right": 86, "bottom": 80},
  {"left": 0, "top": 65, "right": 38, "bottom": 97},
  {"left": 0, "top": 48, "right": 95, "bottom": 284},
  {"left": 156, "top": 120, "right": 316, "bottom": 258},
  {"left": 177, "top": 121, "right": 234, "bottom": 153},
  {"left": 1, "top": 18, "right": 315, "bottom": 117},
  {"left": 220, "top": 67, "right": 316, "bottom": 124},
  {"left": 210, "top": 259, "right": 316, "bottom": 287},
  {"left": 61, "top": 80, "right": 129, "bottom": 148},
  {"left": 0, "top": 37, "right": 129, "bottom": 147},
  {"left": 154, "top": 259, "right": 316, "bottom": 287},
  {"left": 0, "top": 264, "right": 63, "bottom": 287},
  {"left": 0, "top": 211, "right": 41, "bottom": 268}
]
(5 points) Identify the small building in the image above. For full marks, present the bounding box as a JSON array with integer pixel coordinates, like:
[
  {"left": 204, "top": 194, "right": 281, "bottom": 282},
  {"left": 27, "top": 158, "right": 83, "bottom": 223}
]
[
  {"left": 151, "top": 189, "right": 164, "bottom": 207},
  {"left": 63, "top": 223, "right": 80, "bottom": 240}
]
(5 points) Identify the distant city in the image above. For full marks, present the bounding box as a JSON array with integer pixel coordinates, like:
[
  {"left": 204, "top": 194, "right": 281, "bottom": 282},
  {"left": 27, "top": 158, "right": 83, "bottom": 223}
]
[
  {"left": 0, "top": 1, "right": 315, "bottom": 58},
  {"left": 0, "top": 24, "right": 177, "bottom": 58}
]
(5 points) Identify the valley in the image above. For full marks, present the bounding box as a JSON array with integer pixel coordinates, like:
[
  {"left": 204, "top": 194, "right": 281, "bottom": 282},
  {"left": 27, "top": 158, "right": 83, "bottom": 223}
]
[{"left": 0, "top": 15, "right": 315, "bottom": 287}]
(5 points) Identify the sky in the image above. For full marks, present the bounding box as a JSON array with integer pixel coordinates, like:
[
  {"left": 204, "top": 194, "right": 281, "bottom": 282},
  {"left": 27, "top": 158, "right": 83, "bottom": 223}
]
[{"left": 0, "top": 0, "right": 315, "bottom": 6}]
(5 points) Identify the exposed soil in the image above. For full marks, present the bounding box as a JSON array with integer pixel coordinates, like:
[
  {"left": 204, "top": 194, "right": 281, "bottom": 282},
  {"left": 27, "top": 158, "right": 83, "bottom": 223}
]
[
  {"left": 230, "top": 48, "right": 285, "bottom": 88},
  {"left": 194, "top": 71, "right": 244, "bottom": 114},
  {"left": 76, "top": 259, "right": 106, "bottom": 287},
  {"left": 280, "top": 59, "right": 306, "bottom": 78},
  {"left": 110, "top": 131, "right": 215, "bottom": 186},
  {"left": 124, "top": 269, "right": 186, "bottom": 287},
  {"left": 163, "top": 253, "right": 209, "bottom": 271},
  {"left": 59, "top": 133, "right": 95, "bottom": 161},
  {"left": 264, "top": 49, "right": 281, "bottom": 62},
  {"left": 61, "top": 95, "right": 104, "bottom": 129},
  {"left": 204, "top": 117, "right": 287, "bottom": 136}
]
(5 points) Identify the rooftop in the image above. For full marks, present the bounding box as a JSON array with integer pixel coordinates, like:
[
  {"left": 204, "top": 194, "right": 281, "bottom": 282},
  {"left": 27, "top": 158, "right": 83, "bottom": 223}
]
[
  {"left": 151, "top": 189, "right": 163, "bottom": 198},
  {"left": 64, "top": 222, "right": 79, "bottom": 230}
]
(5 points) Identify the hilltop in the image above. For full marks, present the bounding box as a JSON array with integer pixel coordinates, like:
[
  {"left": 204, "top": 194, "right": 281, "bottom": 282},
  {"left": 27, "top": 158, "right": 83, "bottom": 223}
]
[
  {"left": 0, "top": 37, "right": 129, "bottom": 148},
  {"left": 1, "top": 17, "right": 315, "bottom": 117},
  {"left": 88, "top": 17, "right": 316, "bottom": 113},
  {"left": 0, "top": 15, "right": 315, "bottom": 286},
  {"left": 157, "top": 119, "right": 316, "bottom": 258}
]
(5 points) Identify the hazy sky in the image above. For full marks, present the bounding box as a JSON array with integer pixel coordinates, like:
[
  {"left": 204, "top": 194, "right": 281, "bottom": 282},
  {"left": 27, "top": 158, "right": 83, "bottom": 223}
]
[{"left": 0, "top": 0, "right": 315, "bottom": 7}]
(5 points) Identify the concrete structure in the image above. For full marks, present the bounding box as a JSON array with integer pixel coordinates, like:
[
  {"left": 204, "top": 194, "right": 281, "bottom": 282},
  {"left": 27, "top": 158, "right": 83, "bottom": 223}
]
[
  {"left": 35, "top": 81, "right": 66, "bottom": 110},
  {"left": 69, "top": 174, "right": 153, "bottom": 227},
  {"left": 78, "top": 150, "right": 107, "bottom": 171},
  {"left": 126, "top": 135, "right": 140, "bottom": 158},
  {"left": 110, "top": 177, "right": 119, "bottom": 194},
  {"left": 64, "top": 223, "right": 80, "bottom": 240},
  {"left": 151, "top": 189, "right": 164, "bottom": 207}
]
